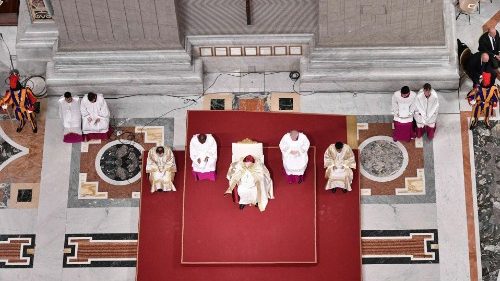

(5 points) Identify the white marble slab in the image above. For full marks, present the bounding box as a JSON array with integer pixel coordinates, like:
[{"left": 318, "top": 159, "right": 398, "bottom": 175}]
[
  {"left": 361, "top": 204, "right": 437, "bottom": 230},
  {"left": 459, "top": 78, "right": 474, "bottom": 112},
  {"left": 239, "top": 72, "right": 264, "bottom": 93},
  {"left": 32, "top": 118, "right": 72, "bottom": 281},
  {"left": 363, "top": 264, "right": 440, "bottom": 281},
  {"left": 204, "top": 73, "right": 241, "bottom": 93},
  {"left": 433, "top": 114, "right": 471, "bottom": 281},
  {"left": 62, "top": 268, "right": 136, "bottom": 281},
  {"left": 0, "top": 209, "right": 38, "bottom": 233},
  {"left": 65, "top": 207, "right": 139, "bottom": 234},
  {"left": 0, "top": 26, "right": 17, "bottom": 69},
  {"left": 204, "top": 71, "right": 294, "bottom": 93},
  {"left": 261, "top": 72, "right": 296, "bottom": 93},
  {"left": 301, "top": 91, "right": 459, "bottom": 116},
  {"left": 0, "top": 269, "right": 33, "bottom": 281}
]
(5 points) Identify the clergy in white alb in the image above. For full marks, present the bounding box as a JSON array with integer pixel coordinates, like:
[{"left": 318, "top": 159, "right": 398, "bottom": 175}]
[
  {"left": 324, "top": 142, "right": 356, "bottom": 193},
  {"left": 58, "top": 92, "right": 83, "bottom": 143},
  {"left": 146, "top": 146, "right": 177, "bottom": 193},
  {"left": 279, "top": 130, "right": 310, "bottom": 184},
  {"left": 189, "top": 133, "right": 217, "bottom": 181},
  {"left": 414, "top": 83, "right": 439, "bottom": 140},
  {"left": 225, "top": 155, "right": 274, "bottom": 211},
  {"left": 80, "top": 92, "right": 110, "bottom": 140},
  {"left": 392, "top": 86, "right": 416, "bottom": 142}
]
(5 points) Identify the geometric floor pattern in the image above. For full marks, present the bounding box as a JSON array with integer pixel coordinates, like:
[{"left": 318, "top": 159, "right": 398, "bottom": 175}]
[{"left": 58, "top": 230, "right": 439, "bottom": 267}]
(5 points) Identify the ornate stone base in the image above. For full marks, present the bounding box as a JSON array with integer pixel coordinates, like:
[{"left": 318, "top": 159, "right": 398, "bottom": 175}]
[
  {"left": 46, "top": 50, "right": 203, "bottom": 96},
  {"left": 15, "top": 0, "right": 58, "bottom": 75},
  {"left": 300, "top": 46, "right": 458, "bottom": 92}
]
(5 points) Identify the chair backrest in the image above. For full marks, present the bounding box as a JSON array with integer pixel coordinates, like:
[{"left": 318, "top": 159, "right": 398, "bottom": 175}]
[
  {"left": 459, "top": 47, "right": 472, "bottom": 70},
  {"left": 458, "top": 0, "right": 477, "bottom": 13},
  {"left": 232, "top": 139, "right": 264, "bottom": 163}
]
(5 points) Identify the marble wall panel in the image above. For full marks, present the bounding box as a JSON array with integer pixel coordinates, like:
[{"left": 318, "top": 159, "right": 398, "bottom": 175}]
[
  {"left": 51, "top": 0, "right": 182, "bottom": 50},
  {"left": 59, "top": 0, "right": 83, "bottom": 42},
  {"left": 74, "top": 0, "right": 98, "bottom": 41},
  {"left": 318, "top": 0, "right": 445, "bottom": 47},
  {"left": 89, "top": 0, "right": 114, "bottom": 41}
]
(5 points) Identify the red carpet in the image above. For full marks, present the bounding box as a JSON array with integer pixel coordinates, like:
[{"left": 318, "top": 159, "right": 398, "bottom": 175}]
[
  {"left": 182, "top": 147, "right": 317, "bottom": 263},
  {"left": 137, "top": 111, "right": 361, "bottom": 281}
]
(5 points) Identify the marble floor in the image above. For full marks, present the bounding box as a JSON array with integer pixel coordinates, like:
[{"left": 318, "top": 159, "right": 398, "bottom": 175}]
[{"left": 1, "top": 2, "right": 500, "bottom": 281}]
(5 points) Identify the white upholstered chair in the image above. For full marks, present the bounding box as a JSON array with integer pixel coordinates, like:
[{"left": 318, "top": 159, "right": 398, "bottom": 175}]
[{"left": 231, "top": 138, "right": 264, "bottom": 163}]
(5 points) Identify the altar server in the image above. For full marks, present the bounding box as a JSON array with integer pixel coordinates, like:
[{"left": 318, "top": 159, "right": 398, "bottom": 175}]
[
  {"left": 225, "top": 155, "right": 274, "bottom": 211},
  {"left": 324, "top": 142, "right": 356, "bottom": 193},
  {"left": 146, "top": 146, "right": 177, "bottom": 193},
  {"left": 392, "top": 86, "right": 416, "bottom": 142},
  {"left": 80, "top": 92, "right": 110, "bottom": 140},
  {"left": 414, "top": 83, "right": 439, "bottom": 140},
  {"left": 58, "top": 92, "right": 83, "bottom": 143},
  {"left": 279, "top": 130, "right": 310, "bottom": 184},
  {"left": 189, "top": 133, "right": 217, "bottom": 181}
]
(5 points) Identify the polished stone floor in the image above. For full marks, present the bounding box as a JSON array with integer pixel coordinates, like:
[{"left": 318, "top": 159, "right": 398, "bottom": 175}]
[{"left": 0, "top": 2, "right": 500, "bottom": 281}]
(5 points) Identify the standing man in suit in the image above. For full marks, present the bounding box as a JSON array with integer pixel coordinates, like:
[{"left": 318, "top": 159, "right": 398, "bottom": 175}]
[
  {"left": 478, "top": 27, "right": 500, "bottom": 71},
  {"left": 466, "top": 52, "right": 497, "bottom": 87}
]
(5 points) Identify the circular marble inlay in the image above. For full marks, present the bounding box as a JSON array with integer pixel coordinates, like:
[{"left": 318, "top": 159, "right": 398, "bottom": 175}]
[
  {"left": 95, "top": 140, "right": 144, "bottom": 186},
  {"left": 358, "top": 136, "right": 409, "bottom": 183}
]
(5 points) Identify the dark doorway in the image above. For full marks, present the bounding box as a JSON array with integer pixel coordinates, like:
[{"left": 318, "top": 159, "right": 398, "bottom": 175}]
[{"left": 0, "top": 0, "right": 20, "bottom": 26}]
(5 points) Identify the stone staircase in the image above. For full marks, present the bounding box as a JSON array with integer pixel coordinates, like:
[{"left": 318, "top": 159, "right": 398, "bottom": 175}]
[
  {"left": 300, "top": 46, "right": 459, "bottom": 92},
  {"left": 46, "top": 49, "right": 203, "bottom": 95}
]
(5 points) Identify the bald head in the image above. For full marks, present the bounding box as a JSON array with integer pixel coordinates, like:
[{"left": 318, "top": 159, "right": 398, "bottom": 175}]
[
  {"left": 488, "top": 27, "right": 497, "bottom": 38},
  {"left": 481, "top": 53, "right": 490, "bottom": 63},
  {"left": 290, "top": 130, "right": 299, "bottom": 141}
]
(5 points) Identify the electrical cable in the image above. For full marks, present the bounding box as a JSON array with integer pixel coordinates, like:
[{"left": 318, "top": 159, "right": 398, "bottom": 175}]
[
  {"left": 0, "top": 33, "right": 14, "bottom": 70},
  {"left": 50, "top": 70, "right": 465, "bottom": 139}
]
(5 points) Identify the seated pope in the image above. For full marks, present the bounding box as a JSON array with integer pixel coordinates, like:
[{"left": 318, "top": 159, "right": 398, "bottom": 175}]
[
  {"left": 324, "top": 142, "right": 356, "bottom": 193},
  {"left": 146, "top": 146, "right": 177, "bottom": 193},
  {"left": 225, "top": 155, "right": 274, "bottom": 211},
  {"left": 189, "top": 133, "right": 217, "bottom": 181}
]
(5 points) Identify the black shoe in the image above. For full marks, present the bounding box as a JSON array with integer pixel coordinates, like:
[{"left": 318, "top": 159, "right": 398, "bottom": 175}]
[
  {"left": 331, "top": 188, "right": 337, "bottom": 193},
  {"left": 32, "top": 127, "right": 37, "bottom": 133},
  {"left": 469, "top": 120, "right": 477, "bottom": 130},
  {"left": 157, "top": 189, "right": 163, "bottom": 192},
  {"left": 342, "top": 189, "right": 348, "bottom": 193},
  {"left": 239, "top": 204, "right": 245, "bottom": 210},
  {"left": 16, "top": 126, "right": 23, "bottom": 133},
  {"left": 255, "top": 203, "right": 258, "bottom": 208}
]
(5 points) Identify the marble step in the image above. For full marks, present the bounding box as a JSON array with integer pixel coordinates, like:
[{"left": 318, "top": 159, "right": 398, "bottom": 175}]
[
  {"left": 53, "top": 62, "right": 193, "bottom": 73},
  {"left": 46, "top": 67, "right": 202, "bottom": 86},
  {"left": 52, "top": 50, "right": 192, "bottom": 70},
  {"left": 53, "top": 49, "right": 191, "bottom": 61},
  {"left": 311, "top": 47, "right": 450, "bottom": 58},
  {"left": 302, "top": 67, "right": 457, "bottom": 81},
  {"left": 300, "top": 62, "right": 458, "bottom": 92},
  {"left": 46, "top": 54, "right": 204, "bottom": 95},
  {"left": 308, "top": 58, "right": 450, "bottom": 69},
  {"left": 45, "top": 83, "right": 204, "bottom": 96},
  {"left": 309, "top": 48, "right": 450, "bottom": 69}
]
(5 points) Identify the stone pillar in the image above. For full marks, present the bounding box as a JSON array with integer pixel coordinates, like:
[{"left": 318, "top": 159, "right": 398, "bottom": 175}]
[{"left": 15, "top": 0, "right": 58, "bottom": 75}]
